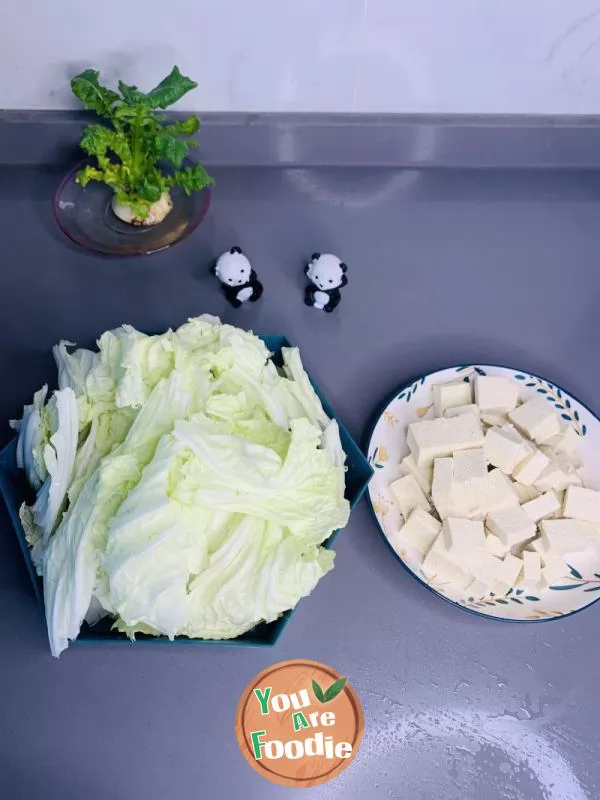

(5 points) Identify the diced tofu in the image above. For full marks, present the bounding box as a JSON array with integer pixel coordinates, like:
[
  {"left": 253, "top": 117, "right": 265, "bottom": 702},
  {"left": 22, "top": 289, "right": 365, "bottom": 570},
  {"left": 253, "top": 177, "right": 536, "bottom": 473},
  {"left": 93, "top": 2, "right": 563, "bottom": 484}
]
[
  {"left": 509, "top": 397, "right": 561, "bottom": 443},
  {"left": 514, "top": 482, "right": 541, "bottom": 503},
  {"left": 453, "top": 449, "right": 488, "bottom": 485},
  {"left": 407, "top": 414, "right": 485, "bottom": 469},
  {"left": 473, "top": 468, "right": 520, "bottom": 516},
  {"left": 577, "top": 466, "right": 600, "bottom": 491},
  {"left": 484, "top": 427, "right": 530, "bottom": 474},
  {"left": 442, "top": 517, "right": 488, "bottom": 570},
  {"left": 474, "top": 375, "right": 519, "bottom": 413},
  {"left": 512, "top": 449, "right": 550, "bottom": 485},
  {"left": 421, "top": 533, "right": 472, "bottom": 586},
  {"left": 539, "top": 518, "right": 600, "bottom": 555},
  {"left": 399, "top": 454, "right": 433, "bottom": 494},
  {"left": 526, "top": 536, "right": 571, "bottom": 587},
  {"left": 481, "top": 411, "right": 508, "bottom": 427},
  {"left": 520, "top": 551, "right": 541, "bottom": 587},
  {"left": 485, "top": 532, "right": 510, "bottom": 557},
  {"left": 526, "top": 538, "right": 568, "bottom": 577},
  {"left": 563, "top": 485, "right": 600, "bottom": 524},
  {"left": 432, "top": 379, "right": 473, "bottom": 417},
  {"left": 540, "top": 551, "right": 569, "bottom": 587},
  {"left": 498, "top": 553, "right": 524, "bottom": 586},
  {"left": 466, "top": 578, "right": 491, "bottom": 599},
  {"left": 542, "top": 424, "right": 581, "bottom": 456},
  {"left": 521, "top": 491, "right": 561, "bottom": 522},
  {"left": 479, "top": 554, "right": 523, "bottom": 594},
  {"left": 390, "top": 474, "right": 431, "bottom": 520},
  {"left": 534, "top": 459, "right": 583, "bottom": 492},
  {"left": 541, "top": 447, "right": 583, "bottom": 471},
  {"left": 486, "top": 506, "right": 536, "bottom": 548},
  {"left": 431, "top": 458, "right": 471, "bottom": 518},
  {"left": 390, "top": 508, "right": 441, "bottom": 555},
  {"left": 444, "top": 403, "right": 480, "bottom": 420}
]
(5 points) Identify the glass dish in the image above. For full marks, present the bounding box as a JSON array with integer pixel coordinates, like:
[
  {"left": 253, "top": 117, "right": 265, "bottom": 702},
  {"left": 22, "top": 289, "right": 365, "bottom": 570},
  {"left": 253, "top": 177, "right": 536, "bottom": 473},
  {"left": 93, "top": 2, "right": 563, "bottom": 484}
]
[{"left": 54, "top": 160, "right": 211, "bottom": 256}]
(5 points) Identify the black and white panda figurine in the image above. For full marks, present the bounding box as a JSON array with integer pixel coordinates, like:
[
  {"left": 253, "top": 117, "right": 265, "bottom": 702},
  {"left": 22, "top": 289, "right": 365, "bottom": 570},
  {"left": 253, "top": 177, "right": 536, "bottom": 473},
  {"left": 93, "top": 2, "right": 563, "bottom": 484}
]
[
  {"left": 304, "top": 253, "right": 348, "bottom": 313},
  {"left": 211, "top": 247, "right": 264, "bottom": 308}
]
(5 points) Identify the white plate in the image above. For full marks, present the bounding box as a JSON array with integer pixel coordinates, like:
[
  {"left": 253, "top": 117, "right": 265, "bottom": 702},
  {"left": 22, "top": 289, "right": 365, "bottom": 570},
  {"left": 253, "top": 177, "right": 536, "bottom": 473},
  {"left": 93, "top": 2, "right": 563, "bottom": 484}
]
[{"left": 366, "top": 365, "right": 600, "bottom": 622}]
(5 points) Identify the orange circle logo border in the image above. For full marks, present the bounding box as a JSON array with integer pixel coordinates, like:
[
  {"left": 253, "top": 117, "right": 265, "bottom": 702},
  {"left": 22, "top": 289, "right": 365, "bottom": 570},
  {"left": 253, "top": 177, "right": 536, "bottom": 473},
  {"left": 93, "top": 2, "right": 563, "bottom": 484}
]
[{"left": 235, "top": 659, "right": 364, "bottom": 788}]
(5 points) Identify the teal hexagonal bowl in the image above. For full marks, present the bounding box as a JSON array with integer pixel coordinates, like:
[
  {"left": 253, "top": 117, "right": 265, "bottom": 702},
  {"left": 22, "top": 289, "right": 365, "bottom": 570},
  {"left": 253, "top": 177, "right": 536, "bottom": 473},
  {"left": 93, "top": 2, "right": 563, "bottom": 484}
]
[{"left": 0, "top": 334, "right": 372, "bottom": 648}]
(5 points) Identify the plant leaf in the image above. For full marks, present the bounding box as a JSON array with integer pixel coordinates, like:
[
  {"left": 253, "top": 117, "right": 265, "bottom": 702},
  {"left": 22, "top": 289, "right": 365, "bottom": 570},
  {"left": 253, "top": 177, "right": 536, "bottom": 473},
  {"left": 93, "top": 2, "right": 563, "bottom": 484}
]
[
  {"left": 118, "top": 81, "right": 146, "bottom": 105},
  {"left": 165, "top": 116, "right": 200, "bottom": 136},
  {"left": 323, "top": 677, "right": 347, "bottom": 702},
  {"left": 548, "top": 584, "right": 581, "bottom": 591},
  {"left": 171, "top": 163, "right": 214, "bottom": 195},
  {"left": 137, "top": 173, "right": 164, "bottom": 203},
  {"left": 80, "top": 124, "right": 131, "bottom": 164},
  {"left": 583, "top": 585, "right": 600, "bottom": 592},
  {"left": 71, "top": 69, "right": 119, "bottom": 117},
  {"left": 75, "top": 165, "right": 105, "bottom": 187},
  {"left": 312, "top": 679, "right": 325, "bottom": 703},
  {"left": 146, "top": 66, "right": 197, "bottom": 109},
  {"left": 155, "top": 132, "right": 189, "bottom": 168},
  {"left": 568, "top": 564, "right": 583, "bottom": 579}
]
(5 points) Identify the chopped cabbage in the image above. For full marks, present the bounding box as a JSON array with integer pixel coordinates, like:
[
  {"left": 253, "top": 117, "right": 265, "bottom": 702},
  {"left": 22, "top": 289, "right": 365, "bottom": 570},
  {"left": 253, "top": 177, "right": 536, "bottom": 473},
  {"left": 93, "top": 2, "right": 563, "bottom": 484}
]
[{"left": 11, "top": 317, "right": 349, "bottom": 656}]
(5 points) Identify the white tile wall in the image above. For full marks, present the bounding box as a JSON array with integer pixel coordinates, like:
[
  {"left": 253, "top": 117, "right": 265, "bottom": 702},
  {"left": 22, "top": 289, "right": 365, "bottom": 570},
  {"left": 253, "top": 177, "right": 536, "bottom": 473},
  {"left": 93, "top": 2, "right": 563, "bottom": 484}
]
[{"left": 2, "top": 0, "right": 600, "bottom": 113}]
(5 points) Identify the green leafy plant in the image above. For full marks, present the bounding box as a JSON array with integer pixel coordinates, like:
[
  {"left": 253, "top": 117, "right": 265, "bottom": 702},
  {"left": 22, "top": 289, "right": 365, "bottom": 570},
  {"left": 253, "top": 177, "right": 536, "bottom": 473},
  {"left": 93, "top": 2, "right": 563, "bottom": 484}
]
[
  {"left": 312, "top": 677, "right": 348, "bottom": 704},
  {"left": 71, "top": 66, "right": 214, "bottom": 222}
]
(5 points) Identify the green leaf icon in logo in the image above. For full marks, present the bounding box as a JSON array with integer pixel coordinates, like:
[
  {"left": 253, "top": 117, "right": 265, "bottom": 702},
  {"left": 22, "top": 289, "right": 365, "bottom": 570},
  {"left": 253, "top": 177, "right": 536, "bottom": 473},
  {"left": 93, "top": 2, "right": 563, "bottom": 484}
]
[{"left": 312, "top": 677, "right": 347, "bottom": 704}]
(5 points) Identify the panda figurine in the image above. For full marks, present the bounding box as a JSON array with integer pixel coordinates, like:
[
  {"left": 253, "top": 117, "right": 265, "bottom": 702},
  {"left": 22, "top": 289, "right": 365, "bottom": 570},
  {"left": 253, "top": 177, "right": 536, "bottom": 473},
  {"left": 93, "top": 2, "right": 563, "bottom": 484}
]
[
  {"left": 211, "top": 247, "right": 264, "bottom": 308},
  {"left": 304, "top": 253, "right": 348, "bottom": 313}
]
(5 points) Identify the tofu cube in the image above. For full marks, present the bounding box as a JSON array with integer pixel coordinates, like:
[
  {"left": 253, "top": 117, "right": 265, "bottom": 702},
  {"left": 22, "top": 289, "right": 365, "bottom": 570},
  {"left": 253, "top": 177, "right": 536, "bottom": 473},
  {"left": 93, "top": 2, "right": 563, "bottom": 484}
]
[
  {"left": 431, "top": 458, "right": 471, "bottom": 518},
  {"left": 485, "top": 532, "right": 510, "bottom": 557},
  {"left": 474, "top": 375, "right": 519, "bottom": 413},
  {"left": 540, "top": 551, "right": 569, "bottom": 587},
  {"left": 563, "top": 485, "right": 600, "bottom": 524},
  {"left": 526, "top": 538, "right": 568, "bottom": 579},
  {"left": 541, "top": 424, "right": 581, "bottom": 456},
  {"left": 519, "top": 550, "right": 542, "bottom": 588},
  {"left": 481, "top": 411, "right": 509, "bottom": 427},
  {"left": 484, "top": 427, "right": 530, "bottom": 474},
  {"left": 432, "top": 379, "right": 473, "bottom": 417},
  {"left": 498, "top": 553, "right": 524, "bottom": 587},
  {"left": 442, "top": 517, "right": 488, "bottom": 570},
  {"left": 541, "top": 447, "right": 583, "bottom": 471},
  {"left": 390, "top": 474, "right": 431, "bottom": 520},
  {"left": 466, "top": 578, "right": 491, "bottom": 599},
  {"left": 514, "top": 482, "right": 541, "bottom": 503},
  {"left": 539, "top": 518, "right": 600, "bottom": 555},
  {"left": 486, "top": 506, "right": 536, "bottom": 548},
  {"left": 444, "top": 403, "right": 480, "bottom": 420},
  {"left": 508, "top": 397, "right": 561, "bottom": 443},
  {"left": 399, "top": 454, "right": 433, "bottom": 494},
  {"left": 534, "top": 458, "right": 583, "bottom": 493},
  {"left": 512, "top": 449, "right": 550, "bottom": 485},
  {"left": 473, "top": 468, "right": 519, "bottom": 516},
  {"left": 521, "top": 491, "right": 561, "bottom": 522},
  {"left": 479, "top": 554, "right": 523, "bottom": 594},
  {"left": 407, "top": 414, "right": 485, "bottom": 469},
  {"left": 453, "top": 448, "right": 488, "bottom": 484},
  {"left": 390, "top": 508, "right": 441, "bottom": 556},
  {"left": 577, "top": 465, "right": 600, "bottom": 491},
  {"left": 421, "top": 533, "right": 472, "bottom": 586}
]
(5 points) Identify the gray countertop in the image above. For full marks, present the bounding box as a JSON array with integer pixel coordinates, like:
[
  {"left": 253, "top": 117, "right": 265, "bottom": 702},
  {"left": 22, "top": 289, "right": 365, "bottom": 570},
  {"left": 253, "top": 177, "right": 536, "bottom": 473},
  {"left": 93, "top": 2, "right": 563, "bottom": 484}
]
[{"left": 1, "top": 161, "right": 600, "bottom": 800}]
